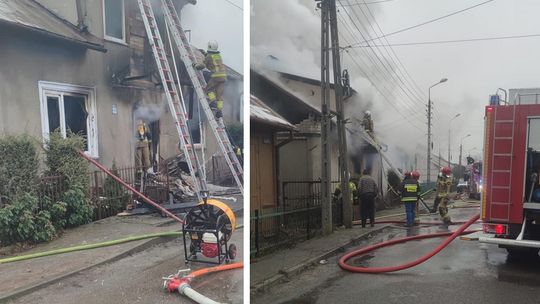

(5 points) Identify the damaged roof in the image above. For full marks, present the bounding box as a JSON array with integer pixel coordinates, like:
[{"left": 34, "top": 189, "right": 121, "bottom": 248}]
[
  {"left": 250, "top": 95, "right": 296, "bottom": 130},
  {"left": 0, "top": 0, "right": 105, "bottom": 52}
]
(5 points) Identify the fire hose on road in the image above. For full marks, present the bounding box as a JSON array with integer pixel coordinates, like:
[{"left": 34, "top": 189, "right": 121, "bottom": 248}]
[{"left": 339, "top": 214, "right": 481, "bottom": 273}]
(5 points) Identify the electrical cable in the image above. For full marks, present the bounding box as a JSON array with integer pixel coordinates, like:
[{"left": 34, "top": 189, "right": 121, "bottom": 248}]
[
  {"left": 339, "top": 1, "right": 428, "bottom": 116},
  {"left": 350, "top": 33, "right": 540, "bottom": 47},
  {"left": 350, "top": 0, "right": 497, "bottom": 46},
  {"left": 337, "top": 11, "right": 429, "bottom": 131}
]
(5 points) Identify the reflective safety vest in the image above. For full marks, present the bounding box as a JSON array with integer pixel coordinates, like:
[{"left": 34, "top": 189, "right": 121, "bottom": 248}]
[
  {"left": 335, "top": 182, "right": 358, "bottom": 201},
  {"left": 205, "top": 52, "right": 227, "bottom": 79},
  {"left": 401, "top": 178, "right": 420, "bottom": 202}
]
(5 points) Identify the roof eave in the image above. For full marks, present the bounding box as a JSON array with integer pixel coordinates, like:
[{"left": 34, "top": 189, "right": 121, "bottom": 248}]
[{"left": 0, "top": 19, "right": 107, "bottom": 53}]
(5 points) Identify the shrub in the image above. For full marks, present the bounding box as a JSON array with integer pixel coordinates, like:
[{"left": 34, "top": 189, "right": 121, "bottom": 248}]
[
  {"left": 45, "top": 131, "right": 89, "bottom": 189},
  {"left": 0, "top": 135, "right": 39, "bottom": 203},
  {"left": 62, "top": 185, "right": 93, "bottom": 227},
  {"left": 42, "top": 196, "right": 67, "bottom": 230},
  {"left": 0, "top": 193, "right": 57, "bottom": 245}
]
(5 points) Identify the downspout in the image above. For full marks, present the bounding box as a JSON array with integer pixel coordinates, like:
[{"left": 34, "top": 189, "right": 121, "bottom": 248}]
[
  {"left": 76, "top": 0, "right": 88, "bottom": 32},
  {"left": 275, "top": 131, "right": 295, "bottom": 210}
]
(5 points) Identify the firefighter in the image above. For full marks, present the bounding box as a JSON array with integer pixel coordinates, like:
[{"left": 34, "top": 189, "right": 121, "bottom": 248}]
[
  {"left": 361, "top": 110, "right": 374, "bottom": 138},
  {"left": 194, "top": 40, "right": 227, "bottom": 119},
  {"left": 135, "top": 119, "right": 152, "bottom": 172},
  {"left": 412, "top": 170, "right": 421, "bottom": 223},
  {"left": 333, "top": 176, "right": 358, "bottom": 208},
  {"left": 433, "top": 167, "right": 453, "bottom": 224},
  {"left": 400, "top": 171, "right": 420, "bottom": 227}
]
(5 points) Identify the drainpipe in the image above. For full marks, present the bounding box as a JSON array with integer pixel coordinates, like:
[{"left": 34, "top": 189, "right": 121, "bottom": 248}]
[{"left": 76, "top": 0, "right": 88, "bottom": 32}]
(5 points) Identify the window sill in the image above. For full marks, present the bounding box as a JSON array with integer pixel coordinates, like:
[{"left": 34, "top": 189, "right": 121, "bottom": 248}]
[{"left": 104, "top": 36, "right": 128, "bottom": 47}]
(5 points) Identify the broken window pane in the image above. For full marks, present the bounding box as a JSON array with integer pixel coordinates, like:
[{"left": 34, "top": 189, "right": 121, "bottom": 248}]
[
  {"left": 104, "top": 0, "right": 124, "bottom": 40},
  {"left": 64, "top": 94, "right": 89, "bottom": 151},
  {"left": 47, "top": 96, "right": 60, "bottom": 133}
]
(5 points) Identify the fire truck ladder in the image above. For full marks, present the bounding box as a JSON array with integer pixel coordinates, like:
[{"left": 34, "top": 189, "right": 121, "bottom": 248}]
[
  {"left": 138, "top": 0, "right": 206, "bottom": 202},
  {"left": 160, "top": 0, "right": 244, "bottom": 195},
  {"left": 489, "top": 103, "right": 516, "bottom": 222}
]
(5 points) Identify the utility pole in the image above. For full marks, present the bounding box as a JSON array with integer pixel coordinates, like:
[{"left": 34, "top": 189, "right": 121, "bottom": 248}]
[
  {"left": 427, "top": 99, "right": 432, "bottom": 183},
  {"left": 318, "top": 0, "right": 351, "bottom": 233},
  {"left": 318, "top": 0, "right": 332, "bottom": 235}
]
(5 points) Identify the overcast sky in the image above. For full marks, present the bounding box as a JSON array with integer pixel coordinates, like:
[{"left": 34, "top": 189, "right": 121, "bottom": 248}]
[
  {"left": 181, "top": 0, "right": 243, "bottom": 73},
  {"left": 252, "top": 0, "right": 540, "bottom": 166}
]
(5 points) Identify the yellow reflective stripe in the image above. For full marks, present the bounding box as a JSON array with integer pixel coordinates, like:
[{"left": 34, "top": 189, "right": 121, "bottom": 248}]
[
  {"left": 402, "top": 197, "right": 418, "bottom": 202},
  {"left": 211, "top": 73, "right": 227, "bottom": 78},
  {"left": 405, "top": 185, "right": 418, "bottom": 192}
]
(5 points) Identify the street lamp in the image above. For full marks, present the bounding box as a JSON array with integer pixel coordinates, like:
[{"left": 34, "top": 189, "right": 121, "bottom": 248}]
[
  {"left": 448, "top": 113, "right": 461, "bottom": 166},
  {"left": 459, "top": 134, "right": 471, "bottom": 169},
  {"left": 427, "top": 78, "right": 448, "bottom": 183}
]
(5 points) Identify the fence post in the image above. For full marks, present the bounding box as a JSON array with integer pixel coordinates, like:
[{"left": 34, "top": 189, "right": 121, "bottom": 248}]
[
  {"left": 254, "top": 209, "right": 260, "bottom": 256},
  {"left": 306, "top": 199, "right": 310, "bottom": 240}
]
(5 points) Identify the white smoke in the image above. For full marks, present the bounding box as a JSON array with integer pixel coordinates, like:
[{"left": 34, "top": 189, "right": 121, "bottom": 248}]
[
  {"left": 251, "top": 0, "right": 423, "bottom": 170},
  {"left": 133, "top": 103, "right": 164, "bottom": 123}
]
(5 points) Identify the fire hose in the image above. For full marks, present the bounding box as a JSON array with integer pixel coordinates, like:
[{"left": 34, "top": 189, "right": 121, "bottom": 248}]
[
  {"left": 164, "top": 262, "right": 243, "bottom": 304},
  {"left": 339, "top": 214, "right": 480, "bottom": 273}
]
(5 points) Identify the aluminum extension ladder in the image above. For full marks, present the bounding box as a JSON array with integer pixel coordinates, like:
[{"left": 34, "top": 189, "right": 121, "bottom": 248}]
[
  {"left": 139, "top": 0, "right": 244, "bottom": 195},
  {"left": 137, "top": 0, "right": 206, "bottom": 201}
]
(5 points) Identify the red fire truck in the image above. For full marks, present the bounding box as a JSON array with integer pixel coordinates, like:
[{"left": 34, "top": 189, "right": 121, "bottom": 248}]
[{"left": 480, "top": 92, "right": 540, "bottom": 256}]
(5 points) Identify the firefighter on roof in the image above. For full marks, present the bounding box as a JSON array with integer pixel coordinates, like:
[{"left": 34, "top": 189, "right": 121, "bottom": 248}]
[{"left": 194, "top": 40, "right": 227, "bottom": 119}]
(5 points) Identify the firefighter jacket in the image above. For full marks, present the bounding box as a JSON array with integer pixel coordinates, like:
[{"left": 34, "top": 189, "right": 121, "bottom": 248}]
[
  {"left": 436, "top": 175, "right": 452, "bottom": 198},
  {"left": 334, "top": 182, "right": 358, "bottom": 201},
  {"left": 400, "top": 177, "right": 420, "bottom": 202},
  {"left": 136, "top": 122, "right": 151, "bottom": 147},
  {"left": 362, "top": 117, "right": 374, "bottom": 132},
  {"left": 203, "top": 51, "right": 227, "bottom": 80}
]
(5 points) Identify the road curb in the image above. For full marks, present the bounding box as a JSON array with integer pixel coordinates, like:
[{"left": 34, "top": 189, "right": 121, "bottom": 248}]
[
  {"left": 250, "top": 225, "right": 390, "bottom": 295},
  {"left": 0, "top": 235, "right": 177, "bottom": 303}
]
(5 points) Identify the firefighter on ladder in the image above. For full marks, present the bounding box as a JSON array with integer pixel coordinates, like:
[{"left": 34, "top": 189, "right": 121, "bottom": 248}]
[
  {"left": 433, "top": 167, "right": 453, "bottom": 224},
  {"left": 361, "top": 111, "right": 374, "bottom": 139},
  {"left": 194, "top": 40, "right": 227, "bottom": 119}
]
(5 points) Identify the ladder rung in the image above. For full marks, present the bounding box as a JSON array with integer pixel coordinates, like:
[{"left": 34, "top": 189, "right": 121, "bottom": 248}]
[
  {"left": 494, "top": 137, "right": 512, "bottom": 140},
  {"left": 145, "top": 14, "right": 154, "bottom": 19}
]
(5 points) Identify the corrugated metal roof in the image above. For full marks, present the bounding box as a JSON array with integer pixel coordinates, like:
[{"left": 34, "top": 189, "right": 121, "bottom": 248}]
[
  {"left": 0, "top": 0, "right": 105, "bottom": 52},
  {"left": 250, "top": 95, "right": 296, "bottom": 130}
]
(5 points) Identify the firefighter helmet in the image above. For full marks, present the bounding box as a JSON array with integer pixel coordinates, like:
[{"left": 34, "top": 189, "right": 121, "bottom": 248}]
[
  {"left": 207, "top": 40, "right": 219, "bottom": 52},
  {"left": 365, "top": 110, "right": 371, "bottom": 118},
  {"left": 403, "top": 170, "right": 411, "bottom": 178},
  {"left": 441, "top": 167, "right": 451, "bottom": 176},
  {"left": 412, "top": 170, "right": 420, "bottom": 180}
]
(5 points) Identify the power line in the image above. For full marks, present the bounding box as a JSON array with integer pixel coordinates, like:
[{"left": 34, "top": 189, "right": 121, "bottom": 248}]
[
  {"left": 348, "top": 0, "right": 496, "bottom": 47},
  {"left": 348, "top": 33, "right": 540, "bottom": 47},
  {"left": 338, "top": 1, "right": 431, "bottom": 122},
  {"left": 223, "top": 0, "right": 243, "bottom": 11},
  {"left": 339, "top": 0, "right": 397, "bottom": 6}
]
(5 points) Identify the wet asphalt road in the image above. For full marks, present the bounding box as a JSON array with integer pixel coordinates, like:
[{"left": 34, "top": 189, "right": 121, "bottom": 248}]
[
  {"left": 9, "top": 230, "right": 243, "bottom": 304},
  {"left": 253, "top": 206, "right": 540, "bottom": 304},
  {"left": 7, "top": 199, "right": 244, "bottom": 304}
]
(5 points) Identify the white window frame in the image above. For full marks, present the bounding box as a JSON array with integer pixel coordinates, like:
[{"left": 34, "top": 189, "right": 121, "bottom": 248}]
[
  {"left": 38, "top": 81, "right": 99, "bottom": 158},
  {"left": 102, "top": 0, "right": 126, "bottom": 44}
]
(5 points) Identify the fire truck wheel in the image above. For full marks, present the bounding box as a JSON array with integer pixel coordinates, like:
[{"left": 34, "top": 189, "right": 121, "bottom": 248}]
[{"left": 228, "top": 244, "right": 237, "bottom": 260}]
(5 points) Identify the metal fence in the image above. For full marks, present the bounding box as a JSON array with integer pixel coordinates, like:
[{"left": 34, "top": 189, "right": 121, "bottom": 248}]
[
  {"left": 34, "top": 165, "right": 172, "bottom": 221},
  {"left": 251, "top": 180, "right": 340, "bottom": 257}
]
